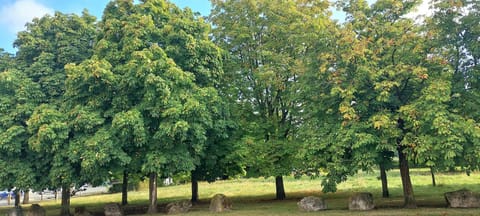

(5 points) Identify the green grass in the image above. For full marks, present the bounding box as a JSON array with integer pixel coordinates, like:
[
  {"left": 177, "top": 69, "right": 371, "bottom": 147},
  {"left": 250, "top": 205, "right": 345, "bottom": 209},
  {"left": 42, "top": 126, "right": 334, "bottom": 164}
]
[{"left": 2, "top": 168, "right": 480, "bottom": 215}]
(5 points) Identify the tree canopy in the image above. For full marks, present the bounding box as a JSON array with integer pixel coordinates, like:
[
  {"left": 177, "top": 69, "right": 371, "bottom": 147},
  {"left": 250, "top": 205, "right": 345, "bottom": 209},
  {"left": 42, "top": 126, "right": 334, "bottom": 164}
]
[
  {"left": 210, "top": 0, "right": 334, "bottom": 200},
  {"left": 299, "top": 0, "right": 480, "bottom": 208},
  {"left": 11, "top": 11, "right": 98, "bottom": 215},
  {"left": 65, "top": 0, "right": 227, "bottom": 213}
]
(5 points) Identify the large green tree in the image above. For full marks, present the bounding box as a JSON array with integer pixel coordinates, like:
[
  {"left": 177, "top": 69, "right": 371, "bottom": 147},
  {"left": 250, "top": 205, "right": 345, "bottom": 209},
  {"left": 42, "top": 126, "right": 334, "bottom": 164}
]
[
  {"left": 68, "top": 0, "right": 224, "bottom": 213},
  {"left": 13, "top": 11, "right": 97, "bottom": 215},
  {"left": 210, "top": 0, "right": 332, "bottom": 200},
  {"left": 0, "top": 50, "right": 36, "bottom": 204},
  {"left": 425, "top": 0, "right": 480, "bottom": 172},
  {"left": 0, "top": 42, "right": 46, "bottom": 208},
  {"left": 0, "top": 68, "right": 44, "bottom": 206},
  {"left": 300, "top": 0, "right": 479, "bottom": 208}
]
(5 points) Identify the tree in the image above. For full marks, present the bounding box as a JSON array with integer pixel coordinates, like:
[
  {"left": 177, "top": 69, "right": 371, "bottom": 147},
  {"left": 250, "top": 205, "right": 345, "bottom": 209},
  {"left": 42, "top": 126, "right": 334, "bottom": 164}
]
[
  {"left": 71, "top": 0, "right": 224, "bottom": 213},
  {"left": 189, "top": 102, "right": 245, "bottom": 203},
  {"left": 14, "top": 11, "right": 97, "bottom": 216},
  {"left": 210, "top": 0, "right": 332, "bottom": 200},
  {"left": 425, "top": 0, "right": 480, "bottom": 173},
  {"left": 152, "top": 2, "right": 244, "bottom": 204},
  {"left": 0, "top": 50, "right": 39, "bottom": 206},
  {"left": 0, "top": 68, "right": 44, "bottom": 206},
  {"left": 300, "top": 0, "right": 479, "bottom": 208}
]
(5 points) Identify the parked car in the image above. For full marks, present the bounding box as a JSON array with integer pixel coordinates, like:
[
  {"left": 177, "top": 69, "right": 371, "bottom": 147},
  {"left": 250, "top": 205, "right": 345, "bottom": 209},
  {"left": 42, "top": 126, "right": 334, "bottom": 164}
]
[
  {"left": 0, "top": 191, "right": 15, "bottom": 200},
  {"left": 36, "top": 188, "right": 56, "bottom": 196},
  {"left": 71, "top": 184, "right": 88, "bottom": 196}
]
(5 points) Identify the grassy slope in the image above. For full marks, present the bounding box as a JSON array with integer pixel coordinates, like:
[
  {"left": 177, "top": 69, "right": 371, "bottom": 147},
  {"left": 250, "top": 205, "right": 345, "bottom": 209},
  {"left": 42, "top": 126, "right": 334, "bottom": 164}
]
[{"left": 2, "top": 168, "right": 480, "bottom": 215}]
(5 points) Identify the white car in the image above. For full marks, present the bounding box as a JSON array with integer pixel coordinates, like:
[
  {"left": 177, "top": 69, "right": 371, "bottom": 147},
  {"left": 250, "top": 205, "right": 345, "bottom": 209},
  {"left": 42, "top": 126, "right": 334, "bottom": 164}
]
[{"left": 71, "top": 184, "right": 88, "bottom": 196}]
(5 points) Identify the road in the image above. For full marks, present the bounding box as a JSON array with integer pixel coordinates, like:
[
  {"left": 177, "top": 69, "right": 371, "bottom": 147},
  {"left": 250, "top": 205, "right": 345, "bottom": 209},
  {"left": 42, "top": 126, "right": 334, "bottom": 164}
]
[{"left": 0, "top": 186, "right": 109, "bottom": 207}]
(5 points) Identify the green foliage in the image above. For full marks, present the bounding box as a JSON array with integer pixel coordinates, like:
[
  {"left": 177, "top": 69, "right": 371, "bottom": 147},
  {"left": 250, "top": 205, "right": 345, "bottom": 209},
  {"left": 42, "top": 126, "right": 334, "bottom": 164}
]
[
  {"left": 14, "top": 11, "right": 96, "bottom": 103},
  {"left": 0, "top": 69, "right": 43, "bottom": 190},
  {"left": 0, "top": 49, "right": 13, "bottom": 72},
  {"left": 210, "top": 0, "right": 332, "bottom": 180},
  {"left": 299, "top": 0, "right": 480, "bottom": 202},
  {"left": 5, "top": 12, "right": 99, "bottom": 214},
  {"left": 66, "top": 1, "right": 229, "bottom": 193},
  {"left": 27, "top": 105, "right": 73, "bottom": 186},
  {"left": 426, "top": 0, "right": 480, "bottom": 172}
]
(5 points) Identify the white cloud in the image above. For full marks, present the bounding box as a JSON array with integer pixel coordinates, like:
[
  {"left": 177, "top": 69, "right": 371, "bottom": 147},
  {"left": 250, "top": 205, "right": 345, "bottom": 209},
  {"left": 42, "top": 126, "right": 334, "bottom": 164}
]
[{"left": 0, "top": 0, "right": 54, "bottom": 33}]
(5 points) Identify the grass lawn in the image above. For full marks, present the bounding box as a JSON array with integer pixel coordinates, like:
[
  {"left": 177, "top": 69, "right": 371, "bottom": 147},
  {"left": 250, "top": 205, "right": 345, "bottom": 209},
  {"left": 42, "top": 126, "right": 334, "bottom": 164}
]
[{"left": 2, "top": 168, "right": 480, "bottom": 215}]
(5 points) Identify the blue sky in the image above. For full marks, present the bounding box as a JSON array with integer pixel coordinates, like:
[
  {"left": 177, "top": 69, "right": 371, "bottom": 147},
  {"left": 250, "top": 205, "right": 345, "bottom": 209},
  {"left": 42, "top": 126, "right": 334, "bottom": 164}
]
[{"left": 0, "top": 0, "right": 211, "bottom": 53}]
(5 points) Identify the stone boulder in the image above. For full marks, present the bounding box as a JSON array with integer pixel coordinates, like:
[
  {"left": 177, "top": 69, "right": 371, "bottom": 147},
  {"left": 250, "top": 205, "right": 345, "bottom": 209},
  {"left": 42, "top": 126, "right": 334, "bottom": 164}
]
[
  {"left": 209, "top": 194, "right": 232, "bottom": 212},
  {"left": 7, "top": 206, "right": 23, "bottom": 216},
  {"left": 348, "top": 192, "right": 374, "bottom": 210},
  {"left": 445, "top": 189, "right": 480, "bottom": 208},
  {"left": 165, "top": 200, "right": 192, "bottom": 214},
  {"left": 74, "top": 206, "right": 93, "bottom": 216},
  {"left": 104, "top": 203, "right": 124, "bottom": 216},
  {"left": 297, "top": 196, "right": 327, "bottom": 211},
  {"left": 26, "top": 204, "right": 45, "bottom": 216}
]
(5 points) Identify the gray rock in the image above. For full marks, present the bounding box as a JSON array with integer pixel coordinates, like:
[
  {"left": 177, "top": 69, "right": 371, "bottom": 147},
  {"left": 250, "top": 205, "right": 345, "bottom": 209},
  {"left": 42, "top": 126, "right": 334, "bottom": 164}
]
[
  {"left": 349, "top": 192, "right": 374, "bottom": 210},
  {"left": 6, "top": 206, "right": 23, "bottom": 216},
  {"left": 104, "top": 203, "right": 124, "bottom": 216},
  {"left": 74, "top": 206, "right": 92, "bottom": 216},
  {"left": 445, "top": 189, "right": 480, "bottom": 208},
  {"left": 165, "top": 200, "right": 192, "bottom": 214},
  {"left": 297, "top": 196, "right": 327, "bottom": 211},
  {"left": 26, "top": 204, "right": 45, "bottom": 216},
  {"left": 209, "top": 194, "right": 232, "bottom": 212}
]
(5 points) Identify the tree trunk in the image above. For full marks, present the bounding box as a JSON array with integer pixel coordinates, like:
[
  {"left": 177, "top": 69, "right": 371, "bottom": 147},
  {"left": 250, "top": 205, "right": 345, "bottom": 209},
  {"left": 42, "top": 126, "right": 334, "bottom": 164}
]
[
  {"left": 23, "top": 190, "right": 29, "bottom": 204},
  {"left": 122, "top": 170, "right": 129, "bottom": 206},
  {"left": 147, "top": 172, "right": 158, "bottom": 214},
  {"left": 380, "top": 164, "right": 389, "bottom": 198},
  {"left": 191, "top": 174, "right": 199, "bottom": 203},
  {"left": 275, "top": 176, "right": 286, "bottom": 200},
  {"left": 14, "top": 190, "right": 20, "bottom": 207},
  {"left": 430, "top": 167, "right": 436, "bottom": 187},
  {"left": 61, "top": 185, "right": 71, "bottom": 216},
  {"left": 398, "top": 147, "right": 417, "bottom": 208}
]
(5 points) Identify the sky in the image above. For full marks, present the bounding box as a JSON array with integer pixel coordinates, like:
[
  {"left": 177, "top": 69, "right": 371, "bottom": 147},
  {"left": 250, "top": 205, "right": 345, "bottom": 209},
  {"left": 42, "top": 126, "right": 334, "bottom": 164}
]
[
  {"left": 0, "top": 0, "right": 211, "bottom": 53},
  {"left": 0, "top": 0, "right": 431, "bottom": 54}
]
